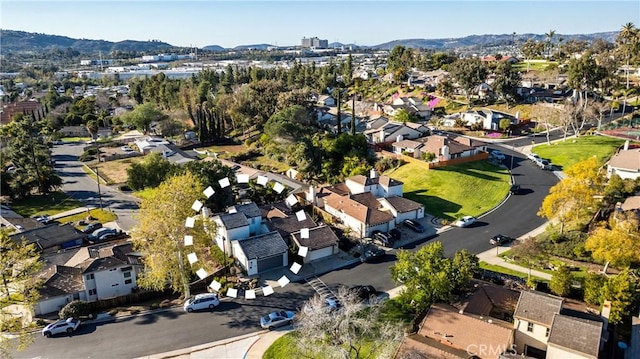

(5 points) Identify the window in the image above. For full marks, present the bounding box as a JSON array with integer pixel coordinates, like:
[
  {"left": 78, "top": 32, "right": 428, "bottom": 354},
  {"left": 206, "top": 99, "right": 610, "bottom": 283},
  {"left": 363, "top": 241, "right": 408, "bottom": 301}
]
[
  {"left": 124, "top": 279, "right": 132, "bottom": 285},
  {"left": 527, "top": 322, "right": 534, "bottom": 332},
  {"left": 86, "top": 274, "right": 94, "bottom": 280},
  {"left": 88, "top": 289, "right": 97, "bottom": 295},
  {"left": 545, "top": 328, "right": 550, "bottom": 337},
  {"left": 123, "top": 271, "right": 131, "bottom": 278}
]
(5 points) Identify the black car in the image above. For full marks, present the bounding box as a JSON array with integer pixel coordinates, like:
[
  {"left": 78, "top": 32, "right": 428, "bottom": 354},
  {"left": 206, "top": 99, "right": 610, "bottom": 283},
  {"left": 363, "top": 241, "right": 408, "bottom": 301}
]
[
  {"left": 490, "top": 234, "right": 514, "bottom": 246},
  {"left": 349, "top": 285, "right": 377, "bottom": 301},
  {"left": 389, "top": 228, "right": 401, "bottom": 241},
  {"left": 360, "top": 245, "right": 385, "bottom": 263},
  {"left": 403, "top": 219, "right": 425, "bottom": 233},
  {"left": 509, "top": 184, "right": 521, "bottom": 195},
  {"left": 83, "top": 222, "right": 103, "bottom": 234}
]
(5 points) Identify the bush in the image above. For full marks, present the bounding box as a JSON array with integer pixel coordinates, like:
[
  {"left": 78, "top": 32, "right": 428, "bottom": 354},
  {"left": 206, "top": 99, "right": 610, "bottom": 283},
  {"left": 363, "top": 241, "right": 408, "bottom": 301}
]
[{"left": 59, "top": 300, "right": 91, "bottom": 319}]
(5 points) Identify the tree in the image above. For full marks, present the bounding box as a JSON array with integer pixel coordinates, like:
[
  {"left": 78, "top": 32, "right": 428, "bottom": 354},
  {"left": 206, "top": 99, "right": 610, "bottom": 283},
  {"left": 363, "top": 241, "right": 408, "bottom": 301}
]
[
  {"left": 126, "top": 152, "right": 178, "bottom": 191},
  {"left": 451, "top": 249, "right": 480, "bottom": 288},
  {"left": 545, "top": 29, "right": 556, "bottom": 58},
  {"left": 1, "top": 230, "right": 42, "bottom": 358},
  {"left": 448, "top": 58, "right": 488, "bottom": 102},
  {"left": 393, "top": 108, "right": 419, "bottom": 123},
  {"left": 510, "top": 237, "right": 544, "bottom": 280},
  {"left": 616, "top": 23, "right": 639, "bottom": 89},
  {"left": 85, "top": 119, "right": 99, "bottom": 139},
  {"left": 499, "top": 118, "right": 511, "bottom": 132},
  {"left": 131, "top": 172, "right": 223, "bottom": 298},
  {"left": 492, "top": 62, "right": 521, "bottom": 107},
  {"left": 263, "top": 105, "right": 311, "bottom": 144},
  {"left": 181, "top": 160, "right": 236, "bottom": 213},
  {"left": 520, "top": 39, "right": 545, "bottom": 71},
  {"left": 390, "top": 242, "right": 477, "bottom": 313},
  {"left": 0, "top": 114, "right": 61, "bottom": 198},
  {"left": 119, "top": 102, "right": 166, "bottom": 134},
  {"left": 585, "top": 214, "right": 640, "bottom": 273},
  {"left": 550, "top": 265, "right": 572, "bottom": 296},
  {"left": 157, "top": 118, "right": 184, "bottom": 138},
  {"left": 601, "top": 269, "right": 638, "bottom": 324},
  {"left": 295, "top": 288, "right": 403, "bottom": 359},
  {"left": 583, "top": 272, "right": 606, "bottom": 305},
  {"left": 436, "top": 76, "right": 455, "bottom": 98}
]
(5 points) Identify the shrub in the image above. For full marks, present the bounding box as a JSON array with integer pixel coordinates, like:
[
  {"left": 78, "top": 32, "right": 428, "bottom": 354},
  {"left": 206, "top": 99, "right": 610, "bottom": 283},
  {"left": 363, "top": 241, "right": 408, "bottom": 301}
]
[{"left": 59, "top": 300, "right": 91, "bottom": 319}]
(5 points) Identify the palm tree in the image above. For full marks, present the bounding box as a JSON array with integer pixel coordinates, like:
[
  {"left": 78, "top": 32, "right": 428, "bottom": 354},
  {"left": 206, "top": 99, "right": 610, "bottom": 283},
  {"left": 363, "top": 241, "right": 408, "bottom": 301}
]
[
  {"left": 617, "top": 22, "right": 638, "bottom": 89},
  {"left": 545, "top": 29, "right": 556, "bottom": 58}
]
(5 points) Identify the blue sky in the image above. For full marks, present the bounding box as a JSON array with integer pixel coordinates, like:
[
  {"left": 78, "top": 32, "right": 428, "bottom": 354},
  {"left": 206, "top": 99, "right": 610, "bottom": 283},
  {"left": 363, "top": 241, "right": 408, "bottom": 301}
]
[{"left": 1, "top": 1, "right": 639, "bottom": 48}]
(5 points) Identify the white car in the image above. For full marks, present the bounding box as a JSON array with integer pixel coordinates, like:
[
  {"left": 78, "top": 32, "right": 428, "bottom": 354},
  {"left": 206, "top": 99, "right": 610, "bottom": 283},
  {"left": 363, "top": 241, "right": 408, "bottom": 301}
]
[
  {"left": 527, "top": 153, "right": 541, "bottom": 162},
  {"left": 183, "top": 293, "right": 220, "bottom": 312},
  {"left": 454, "top": 216, "right": 477, "bottom": 228},
  {"left": 42, "top": 318, "right": 81, "bottom": 337},
  {"left": 121, "top": 146, "right": 133, "bottom": 152},
  {"left": 260, "top": 310, "right": 295, "bottom": 330},
  {"left": 490, "top": 150, "right": 506, "bottom": 160}
]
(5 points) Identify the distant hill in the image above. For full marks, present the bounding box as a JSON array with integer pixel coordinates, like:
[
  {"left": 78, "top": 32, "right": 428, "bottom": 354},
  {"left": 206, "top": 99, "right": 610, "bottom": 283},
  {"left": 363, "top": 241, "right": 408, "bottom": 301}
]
[
  {"left": 0, "top": 29, "right": 177, "bottom": 53},
  {"left": 372, "top": 31, "right": 619, "bottom": 50},
  {"left": 202, "top": 45, "right": 226, "bottom": 52}
]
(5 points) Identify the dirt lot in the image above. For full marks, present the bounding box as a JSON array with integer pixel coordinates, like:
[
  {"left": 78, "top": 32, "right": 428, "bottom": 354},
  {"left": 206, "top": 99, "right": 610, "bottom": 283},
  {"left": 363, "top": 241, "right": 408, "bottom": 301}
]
[{"left": 97, "top": 156, "right": 144, "bottom": 184}]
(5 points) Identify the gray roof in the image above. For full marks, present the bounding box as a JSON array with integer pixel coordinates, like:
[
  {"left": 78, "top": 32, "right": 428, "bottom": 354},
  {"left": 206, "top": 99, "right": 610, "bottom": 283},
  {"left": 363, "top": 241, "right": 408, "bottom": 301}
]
[
  {"left": 292, "top": 225, "right": 339, "bottom": 250},
  {"left": 514, "top": 291, "right": 563, "bottom": 326},
  {"left": 217, "top": 212, "right": 249, "bottom": 229},
  {"left": 39, "top": 265, "right": 84, "bottom": 299},
  {"left": 236, "top": 231, "right": 288, "bottom": 260},
  {"left": 10, "top": 223, "right": 87, "bottom": 251},
  {"left": 231, "top": 202, "right": 262, "bottom": 219},
  {"left": 548, "top": 315, "right": 602, "bottom": 357}
]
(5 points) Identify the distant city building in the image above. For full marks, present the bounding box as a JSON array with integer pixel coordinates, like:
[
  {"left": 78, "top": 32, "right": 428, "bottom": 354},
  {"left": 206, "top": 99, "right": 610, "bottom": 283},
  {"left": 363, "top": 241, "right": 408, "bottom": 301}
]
[
  {"left": 80, "top": 59, "right": 114, "bottom": 66},
  {"left": 301, "top": 37, "right": 328, "bottom": 49}
]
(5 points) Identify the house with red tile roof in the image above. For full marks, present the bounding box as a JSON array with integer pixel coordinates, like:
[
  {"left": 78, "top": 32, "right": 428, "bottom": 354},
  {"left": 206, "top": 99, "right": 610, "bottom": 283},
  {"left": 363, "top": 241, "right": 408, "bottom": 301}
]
[{"left": 0, "top": 100, "right": 44, "bottom": 125}]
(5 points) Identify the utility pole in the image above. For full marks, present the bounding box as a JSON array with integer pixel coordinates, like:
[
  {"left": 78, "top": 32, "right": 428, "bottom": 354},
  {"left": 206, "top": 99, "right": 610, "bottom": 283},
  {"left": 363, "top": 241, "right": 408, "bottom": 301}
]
[{"left": 94, "top": 141, "right": 103, "bottom": 210}]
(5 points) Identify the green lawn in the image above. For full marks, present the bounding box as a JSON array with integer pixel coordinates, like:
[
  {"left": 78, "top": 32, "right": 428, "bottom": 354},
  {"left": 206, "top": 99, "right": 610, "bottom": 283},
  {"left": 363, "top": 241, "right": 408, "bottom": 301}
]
[
  {"left": 56, "top": 209, "right": 118, "bottom": 227},
  {"left": 385, "top": 161, "right": 510, "bottom": 221},
  {"left": 479, "top": 261, "right": 548, "bottom": 282},
  {"left": 263, "top": 332, "right": 385, "bottom": 359},
  {"left": 533, "top": 135, "right": 624, "bottom": 171},
  {"left": 8, "top": 192, "right": 83, "bottom": 217}
]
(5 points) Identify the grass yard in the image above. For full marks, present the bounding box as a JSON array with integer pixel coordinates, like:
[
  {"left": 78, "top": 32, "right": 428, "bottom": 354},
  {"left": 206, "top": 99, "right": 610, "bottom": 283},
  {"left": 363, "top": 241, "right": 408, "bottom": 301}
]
[
  {"left": 512, "top": 60, "right": 558, "bottom": 72},
  {"left": 61, "top": 136, "right": 91, "bottom": 143},
  {"left": 533, "top": 135, "right": 624, "bottom": 170},
  {"left": 56, "top": 209, "right": 118, "bottom": 226},
  {"left": 479, "top": 261, "right": 547, "bottom": 282},
  {"left": 385, "top": 161, "right": 510, "bottom": 221},
  {"left": 263, "top": 331, "right": 388, "bottom": 359},
  {"left": 201, "top": 144, "right": 248, "bottom": 158},
  {"left": 96, "top": 156, "right": 145, "bottom": 184},
  {"left": 133, "top": 187, "right": 158, "bottom": 201},
  {"left": 8, "top": 191, "right": 83, "bottom": 217}
]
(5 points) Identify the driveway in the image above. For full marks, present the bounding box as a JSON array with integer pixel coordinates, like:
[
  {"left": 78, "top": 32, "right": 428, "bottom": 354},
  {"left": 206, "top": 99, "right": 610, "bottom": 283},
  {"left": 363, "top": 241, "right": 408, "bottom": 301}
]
[{"left": 51, "top": 142, "right": 140, "bottom": 231}]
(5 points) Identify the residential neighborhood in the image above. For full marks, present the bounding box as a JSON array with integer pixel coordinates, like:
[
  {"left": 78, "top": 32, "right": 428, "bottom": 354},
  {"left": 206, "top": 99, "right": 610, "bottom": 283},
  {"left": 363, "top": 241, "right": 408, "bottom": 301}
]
[{"left": 1, "top": 8, "right": 640, "bottom": 359}]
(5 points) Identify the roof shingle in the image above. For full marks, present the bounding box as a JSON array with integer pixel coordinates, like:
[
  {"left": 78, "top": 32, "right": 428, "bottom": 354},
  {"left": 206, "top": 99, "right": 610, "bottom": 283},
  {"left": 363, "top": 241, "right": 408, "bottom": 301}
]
[
  {"left": 514, "top": 291, "right": 563, "bottom": 326},
  {"left": 235, "top": 231, "right": 288, "bottom": 260}
]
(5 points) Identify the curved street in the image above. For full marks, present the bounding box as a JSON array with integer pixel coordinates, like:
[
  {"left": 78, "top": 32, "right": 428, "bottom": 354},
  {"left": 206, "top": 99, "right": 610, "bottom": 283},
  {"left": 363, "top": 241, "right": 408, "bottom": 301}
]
[{"left": 15, "top": 141, "right": 559, "bottom": 359}]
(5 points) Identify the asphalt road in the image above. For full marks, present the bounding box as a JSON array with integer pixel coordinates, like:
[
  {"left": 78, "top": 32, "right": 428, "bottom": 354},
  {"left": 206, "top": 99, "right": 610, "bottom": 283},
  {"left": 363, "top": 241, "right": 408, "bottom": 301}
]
[
  {"left": 16, "top": 142, "right": 559, "bottom": 359},
  {"left": 51, "top": 142, "right": 140, "bottom": 231}
]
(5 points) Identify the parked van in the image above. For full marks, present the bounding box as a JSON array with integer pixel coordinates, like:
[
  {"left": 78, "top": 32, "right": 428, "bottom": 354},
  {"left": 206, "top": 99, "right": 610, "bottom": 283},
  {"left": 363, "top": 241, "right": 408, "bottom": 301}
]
[{"left": 183, "top": 293, "right": 220, "bottom": 312}]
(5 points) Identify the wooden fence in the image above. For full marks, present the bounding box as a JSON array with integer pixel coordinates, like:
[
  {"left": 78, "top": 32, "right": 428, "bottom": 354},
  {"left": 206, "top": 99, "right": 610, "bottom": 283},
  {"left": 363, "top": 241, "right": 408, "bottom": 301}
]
[{"left": 380, "top": 150, "right": 489, "bottom": 169}]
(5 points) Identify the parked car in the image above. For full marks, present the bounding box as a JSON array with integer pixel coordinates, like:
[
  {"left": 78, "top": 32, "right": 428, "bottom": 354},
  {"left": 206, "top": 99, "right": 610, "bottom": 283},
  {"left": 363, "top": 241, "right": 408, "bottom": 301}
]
[
  {"left": 490, "top": 234, "right": 514, "bottom": 246},
  {"left": 82, "top": 222, "right": 103, "bottom": 234},
  {"left": 360, "top": 245, "right": 385, "bottom": 263},
  {"left": 42, "top": 318, "right": 81, "bottom": 337},
  {"left": 527, "top": 153, "right": 541, "bottom": 162},
  {"left": 33, "top": 214, "right": 51, "bottom": 224},
  {"left": 509, "top": 184, "right": 521, "bottom": 195},
  {"left": 490, "top": 150, "right": 506, "bottom": 160},
  {"left": 372, "top": 231, "right": 393, "bottom": 247},
  {"left": 389, "top": 228, "right": 401, "bottom": 241},
  {"left": 183, "top": 293, "right": 220, "bottom": 312},
  {"left": 121, "top": 146, "right": 133, "bottom": 152},
  {"left": 403, "top": 219, "right": 425, "bottom": 233},
  {"left": 260, "top": 310, "right": 295, "bottom": 330},
  {"left": 537, "top": 159, "right": 553, "bottom": 170},
  {"left": 454, "top": 216, "right": 476, "bottom": 228},
  {"left": 88, "top": 227, "right": 120, "bottom": 242},
  {"left": 349, "top": 285, "right": 377, "bottom": 301}
]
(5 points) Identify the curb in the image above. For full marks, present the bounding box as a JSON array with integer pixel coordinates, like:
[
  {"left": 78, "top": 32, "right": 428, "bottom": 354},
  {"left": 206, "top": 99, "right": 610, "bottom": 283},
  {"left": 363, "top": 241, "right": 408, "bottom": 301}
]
[{"left": 134, "top": 331, "right": 265, "bottom": 359}]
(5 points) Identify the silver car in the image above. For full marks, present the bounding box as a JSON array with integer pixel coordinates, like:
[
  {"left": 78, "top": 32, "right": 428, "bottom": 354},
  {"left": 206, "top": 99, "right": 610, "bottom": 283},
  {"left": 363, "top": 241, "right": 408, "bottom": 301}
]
[
  {"left": 42, "top": 318, "right": 81, "bottom": 337},
  {"left": 260, "top": 310, "right": 295, "bottom": 330}
]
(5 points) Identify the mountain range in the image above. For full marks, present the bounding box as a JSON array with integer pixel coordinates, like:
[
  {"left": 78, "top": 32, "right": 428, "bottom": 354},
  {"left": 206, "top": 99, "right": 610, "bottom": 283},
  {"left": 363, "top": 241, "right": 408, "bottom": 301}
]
[{"left": 0, "top": 29, "right": 619, "bottom": 54}]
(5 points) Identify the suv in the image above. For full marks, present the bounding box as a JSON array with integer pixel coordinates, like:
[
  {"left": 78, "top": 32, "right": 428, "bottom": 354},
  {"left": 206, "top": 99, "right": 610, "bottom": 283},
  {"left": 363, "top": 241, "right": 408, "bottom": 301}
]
[
  {"left": 183, "top": 293, "right": 220, "bottom": 312},
  {"left": 372, "top": 231, "right": 393, "bottom": 247},
  {"left": 536, "top": 159, "right": 552, "bottom": 170},
  {"left": 42, "top": 318, "right": 81, "bottom": 337},
  {"left": 490, "top": 150, "right": 506, "bottom": 160},
  {"left": 403, "top": 219, "right": 425, "bottom": 233}
]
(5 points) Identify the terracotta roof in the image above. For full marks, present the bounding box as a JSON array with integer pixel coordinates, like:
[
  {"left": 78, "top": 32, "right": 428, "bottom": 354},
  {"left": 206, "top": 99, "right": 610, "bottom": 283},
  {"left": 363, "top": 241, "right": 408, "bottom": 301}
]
[
  {"left": 324, "top": 194, "right": 394, "bottom": 226},
  {"left": 0, "top": 100, "right": 43, "bottom": 125},
  {"left": 621, "top": 196, "right": 640, "bottom": 211},
  {"left": 548, "top": 315, "right": 602, "bottom": 358},
  {"left": 291, "top": 225, "right": 339, "bottom": 250},
  {"left": 418, "top": 304, "right": 514, "bottom": 356},
  {"left": 609, "top": 149, "right": 640, "bottom": 171},
  {"left": 514, "top": 291, "right": 563, "bottom": 327},
  {"left": 395, "top": 334, "right": 467, "bottom": 359},
  {"left": 383, "top": 196, "right": 423, "bottom": 213},
  {"left": 235, "top": 231, "right": 288, "bottom": 260}
]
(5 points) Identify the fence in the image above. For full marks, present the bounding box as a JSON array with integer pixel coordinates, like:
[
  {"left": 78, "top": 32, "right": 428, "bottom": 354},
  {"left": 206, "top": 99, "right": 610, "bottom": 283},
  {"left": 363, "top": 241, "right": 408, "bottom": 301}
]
[
  {"left": 379, "top": 150, "right": 489, "bottom": 169},
  {"left": 87, "top": 290, "right": 170, "bottom": 311}
]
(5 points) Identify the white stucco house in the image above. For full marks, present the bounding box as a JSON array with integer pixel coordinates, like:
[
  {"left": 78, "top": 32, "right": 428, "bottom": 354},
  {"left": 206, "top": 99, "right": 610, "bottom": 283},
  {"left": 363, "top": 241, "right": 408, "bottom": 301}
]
[
  {"left": 231, "top": 231, "right": 288, "bottom": 276},
  {"left": 290, "top": 225, "right": 339, "bottom": 263},
  {"left": 35, "top": 242, "right": 142, "bottom": 315},
  {"left": 607, "top": 146, "right": 640, "bottom": 180},
  {"left": 345, "top": 170, "right": 403, "bottom": 198},
  {"left": 378, "top": 196, "right": 425, "bottom": 223}
]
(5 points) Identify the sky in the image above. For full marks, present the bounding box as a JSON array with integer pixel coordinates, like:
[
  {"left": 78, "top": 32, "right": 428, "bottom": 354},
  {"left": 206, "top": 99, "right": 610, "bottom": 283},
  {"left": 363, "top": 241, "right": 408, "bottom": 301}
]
[{"left": 1, "top": 1, "right": 639, "bottom": 48}]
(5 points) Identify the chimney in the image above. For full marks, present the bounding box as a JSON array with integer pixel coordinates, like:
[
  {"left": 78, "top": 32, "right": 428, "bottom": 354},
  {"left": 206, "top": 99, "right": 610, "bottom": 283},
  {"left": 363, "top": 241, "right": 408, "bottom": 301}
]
[
  {"left": 396, "top": 134, "right": 403, "bottom": 143},
  {"left": 624, "top": 140, "right": 630, "bottom": 151},
  {"left": 370, "top": 168, "right": 378, "bottom": 179}
]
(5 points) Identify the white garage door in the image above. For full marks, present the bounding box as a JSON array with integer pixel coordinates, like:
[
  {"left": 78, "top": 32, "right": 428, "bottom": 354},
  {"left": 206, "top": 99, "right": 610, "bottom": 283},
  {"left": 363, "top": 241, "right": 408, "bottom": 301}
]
[{"left": 308, "top": 246, "right": 334, "bottom": 262}]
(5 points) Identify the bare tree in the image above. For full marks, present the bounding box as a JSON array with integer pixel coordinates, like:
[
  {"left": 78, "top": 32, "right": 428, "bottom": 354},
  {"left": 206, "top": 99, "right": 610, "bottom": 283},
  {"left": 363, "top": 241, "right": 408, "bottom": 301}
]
[
  {"left": 587, "top": 100, "right": 610, "bottom": 131},
  {"left": 530, "top": 103, "right": 561, "bottom": 145},
  {"left": 294, "top": 288, "right": 404, "bottom": 359}
]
